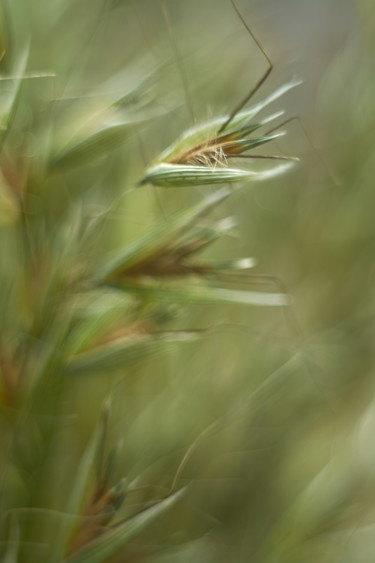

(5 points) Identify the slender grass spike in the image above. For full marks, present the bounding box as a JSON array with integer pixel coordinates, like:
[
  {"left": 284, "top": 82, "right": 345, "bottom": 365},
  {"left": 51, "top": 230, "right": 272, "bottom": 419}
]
[{"left": 140, "top": 0, "right": 300, "bottom": 188}]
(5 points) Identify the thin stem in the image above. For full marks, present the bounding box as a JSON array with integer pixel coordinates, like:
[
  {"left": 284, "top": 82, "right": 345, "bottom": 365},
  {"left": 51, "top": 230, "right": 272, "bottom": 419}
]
[
  {"left": 218, "top": 0, "right": 273, "bottom": 133},
  {"left": 162, "top": 0, "right": 195, "bottom": 122}
]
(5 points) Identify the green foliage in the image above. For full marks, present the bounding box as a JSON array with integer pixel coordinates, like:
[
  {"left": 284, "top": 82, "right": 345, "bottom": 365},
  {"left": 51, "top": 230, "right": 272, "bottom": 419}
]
[{"left": 1, "top": 0, "right": 375, "bottom": 562}]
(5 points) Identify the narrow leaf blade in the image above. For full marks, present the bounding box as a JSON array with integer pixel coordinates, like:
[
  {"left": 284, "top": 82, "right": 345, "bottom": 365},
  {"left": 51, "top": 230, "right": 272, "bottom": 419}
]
[{"left": 65, "top": 488, "right": 186, "bottom": 563}]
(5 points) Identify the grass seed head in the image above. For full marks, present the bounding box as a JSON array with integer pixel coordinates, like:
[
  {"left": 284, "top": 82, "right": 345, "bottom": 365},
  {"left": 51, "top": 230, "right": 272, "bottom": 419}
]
[{"left": 140, "top": 80, "right": 301, "bottom": 188}]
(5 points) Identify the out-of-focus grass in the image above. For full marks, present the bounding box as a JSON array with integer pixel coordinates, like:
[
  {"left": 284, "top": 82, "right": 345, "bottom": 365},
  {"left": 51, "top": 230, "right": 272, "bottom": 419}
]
[{"left": 1, "top": 0, "right": 375, "bottom": 561}]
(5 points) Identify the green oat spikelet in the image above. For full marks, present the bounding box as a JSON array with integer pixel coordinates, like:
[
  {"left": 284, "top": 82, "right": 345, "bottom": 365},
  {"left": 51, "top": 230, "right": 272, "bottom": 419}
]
[
  {"left": 99, "top": 188, "right": 289, "bottom": 307},
  {"left": 141, "top": 79, "right": 301, "bottom": 187}
]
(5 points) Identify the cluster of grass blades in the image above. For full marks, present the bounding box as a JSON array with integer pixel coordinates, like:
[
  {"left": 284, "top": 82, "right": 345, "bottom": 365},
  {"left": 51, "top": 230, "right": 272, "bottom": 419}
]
[
  {"left": 0, "top": 0, "right": 301, "bottom": 559},
  {"left": 3, "top": 0, "right": 374, "bottom": 562}
]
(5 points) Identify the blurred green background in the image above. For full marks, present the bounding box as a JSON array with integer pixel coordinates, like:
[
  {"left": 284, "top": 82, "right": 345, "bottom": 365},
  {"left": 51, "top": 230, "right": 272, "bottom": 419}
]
[{"left": 1, "top": 0, "right": 375, "bottom": 561}]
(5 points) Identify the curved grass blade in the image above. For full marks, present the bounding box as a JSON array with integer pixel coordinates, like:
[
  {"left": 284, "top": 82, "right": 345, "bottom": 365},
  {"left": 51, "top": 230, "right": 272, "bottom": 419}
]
[
  {"left": 64, "top": 331, "right": 201, "bottom": 376},
  {"left": 51, "top": 403, "right": 112, "bottom": 561},
  {"left": 0, "top": 42, "right": 29, "bottom": 143},
  {"left": 50, "top": 63, "right": 162, "bottom": 169},
  {"left": 107, "top": 280, "right": 290, "bottom": 308},
  {"left": 98, "top": 187, "right": 231, "bottom": 281},
  {"left": 64, "top": 488, "right": 186, "bottom": 563},
  {"left": 2, "top": 515, "right": 20, "bottom": 563},
  {"left": 140, "top": 160, "right": 293, "bottom": 188},
  {"left": 51, "top": 116, "right": 134, "bottom": 169}
]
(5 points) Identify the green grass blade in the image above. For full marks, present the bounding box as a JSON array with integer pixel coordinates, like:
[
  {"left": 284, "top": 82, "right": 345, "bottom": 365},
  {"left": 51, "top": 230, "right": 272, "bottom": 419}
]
[
  {"left": 107, "top": 280, "right": 289, "bottom": 308},
  {"left": 2, "top": 515, "right": 20, "bottom": 563},
  {"left": 51, "top": 119, "right": 132, "bottom": 169},
  {"left": 64, "top": 488, "right": 187, "bottom": 563},
  {"left": 51, "top": 403, "right": 111, "bottom": 561},
  {"left": 64, "top": 331, "right": 201, "bottom": 376},
  {"left": 141, "top": 161, "right": 293, "bottom": 188},
  {"left": 0, "top": 42, "right": 29, "bottom": 142},
  {"left": 222, "top": 78, "right": 302, "bottom": 131},
  {"left": 217, "top": 111, "right": 285, "bottom": 141},
  {"left": 224, "top": 131, "right": 286, "bottom": 154},
  {"left": 99, "top": 187, "right": 231, "bottom": 280}
]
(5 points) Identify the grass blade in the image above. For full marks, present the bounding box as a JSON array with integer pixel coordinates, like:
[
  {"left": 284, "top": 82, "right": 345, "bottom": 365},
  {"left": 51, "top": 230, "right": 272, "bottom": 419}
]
[
  {"left": 51, "top": 403, "right": 111, "bottom": 561},
  {"left": 64, "top": 331, "right": 201, "bottom": 376},
  {"left": 107, "top": 280, "right": 290, "bottom": 308},
  {"left": 64, "top": 488, "right": 186, "bottom": 563}
]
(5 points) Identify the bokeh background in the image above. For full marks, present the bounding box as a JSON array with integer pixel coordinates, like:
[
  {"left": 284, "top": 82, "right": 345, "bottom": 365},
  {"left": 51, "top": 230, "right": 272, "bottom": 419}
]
[{"left": 1, "top": 0, "right": 375, "bottom": 561}]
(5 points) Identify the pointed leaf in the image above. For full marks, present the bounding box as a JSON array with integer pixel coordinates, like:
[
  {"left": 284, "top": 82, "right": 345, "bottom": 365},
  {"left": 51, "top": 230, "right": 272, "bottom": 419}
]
[
  {"left": 0, "top": 42, "right": 29, "bottom": 141},
  {"left": 2, "top": 515, "right": 19, "bottom": 563},
  {"left": 141, "top": 161, "right": 294, "bottom": 188},
  {"left": 99, "top": 188, "right": 231, "bottom": 280},
  {"left": 64, "top": 488, "right": 186, "bottom": 563},
  {"left": 108, "top": 280, "right": 290, "bottom": 308},
  {"left": 217, "top": 111, "right": 284, "bottom": 142},
  {"left": 221, "top": 78, "right": 302, "bottom": 132},
  {"left": 51, "top": 119, "right": 132, "bottom": 169},
  {"left": 64, "top": 331, "right": 201, "bottom": 376},
  {"left": 51, "top": 404, "right": 111, "bottom": 561},
  {"left": 224, "top": 131, "right": 286, "bottom": 155}
]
